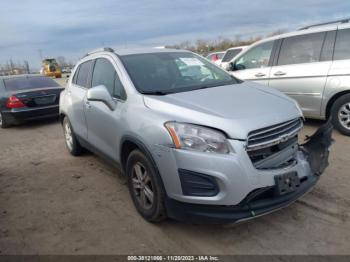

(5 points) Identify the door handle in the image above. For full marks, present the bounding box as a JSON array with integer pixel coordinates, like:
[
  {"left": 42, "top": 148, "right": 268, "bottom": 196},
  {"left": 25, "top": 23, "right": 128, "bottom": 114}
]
[
  {"left": 255, "top": 72, "right": 266, "bottom": 77},
  {"left": 274, "top": 71, "right": 286, "bottom": 76},
  {"left": 85, "top": 101, "right": 92, "bottom": 109}
]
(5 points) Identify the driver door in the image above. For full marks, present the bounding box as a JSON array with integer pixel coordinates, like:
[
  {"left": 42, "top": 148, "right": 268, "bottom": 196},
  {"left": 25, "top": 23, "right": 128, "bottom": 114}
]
[
  {"left": 85, "top": 57, "right": 127, "bottom": 161},
  {"left": 230, "top": 41, "right": 275, "bottom": 85}
]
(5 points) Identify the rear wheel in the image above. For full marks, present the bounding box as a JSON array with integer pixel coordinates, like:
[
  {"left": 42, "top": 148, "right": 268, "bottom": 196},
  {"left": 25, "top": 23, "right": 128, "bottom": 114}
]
[
  {"left": 0, "top": 112, "right": 9, "bottom": 128},
  {"left": 63, "top": 117, "right": 83, "bottom": 155},
  {"left": 126, "top": 149, "right": 166, "bottom": 222},
  {"left": 331, "top": 94, "right": 350, "bottom": 136}
]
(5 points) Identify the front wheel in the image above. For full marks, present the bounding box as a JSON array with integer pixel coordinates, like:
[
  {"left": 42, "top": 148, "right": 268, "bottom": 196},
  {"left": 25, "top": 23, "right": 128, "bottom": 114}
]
[
  {"left": 63, "top": 117, "right": 83, "bottom": 155},
  {"left": 331, "top": 94, "right": 350, "bottom": 136},
  {"left": 126, "top": 149, "right": 166, "bottom": 222}
]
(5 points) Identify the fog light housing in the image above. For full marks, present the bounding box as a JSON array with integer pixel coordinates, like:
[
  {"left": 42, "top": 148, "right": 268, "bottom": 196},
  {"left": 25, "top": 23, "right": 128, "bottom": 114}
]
[{"left": 178, "top": 169, "right": 219, "bottom": 197}]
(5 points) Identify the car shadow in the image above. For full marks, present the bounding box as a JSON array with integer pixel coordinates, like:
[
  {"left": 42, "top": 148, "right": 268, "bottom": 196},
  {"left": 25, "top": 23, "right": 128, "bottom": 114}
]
[{"left": 10, "top": 117, "right": 60, "bottom": 130}]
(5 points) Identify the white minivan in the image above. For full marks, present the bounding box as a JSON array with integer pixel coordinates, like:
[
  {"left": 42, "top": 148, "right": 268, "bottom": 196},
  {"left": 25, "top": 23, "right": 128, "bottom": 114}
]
[{"left": 228, "top": 18, "right": 350, "bottom": 136}]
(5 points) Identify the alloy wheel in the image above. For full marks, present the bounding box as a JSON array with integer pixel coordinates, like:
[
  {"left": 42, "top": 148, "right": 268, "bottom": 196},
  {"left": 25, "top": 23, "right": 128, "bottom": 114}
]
[
  {"left": 131, "top": 162, "right": 154, "bottom": 210},
  {"left": 64, "top": 122, "right": 73, "bottom": 151},
  {"left": 338, "top": 102, "right": 350, "bottom": 130}
]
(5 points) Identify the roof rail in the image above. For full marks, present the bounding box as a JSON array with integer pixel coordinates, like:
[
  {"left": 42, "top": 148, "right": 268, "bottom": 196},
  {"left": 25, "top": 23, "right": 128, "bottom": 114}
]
[
  {"left": 299, "top": 18, "right": 350, "bottom": 30},
  {"left": 84, "top": 47, "right": 114, "bottom": 57}
]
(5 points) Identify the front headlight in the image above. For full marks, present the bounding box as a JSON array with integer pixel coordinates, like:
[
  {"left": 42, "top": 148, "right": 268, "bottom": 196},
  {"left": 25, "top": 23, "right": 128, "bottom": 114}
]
[{"left": 165, "top": 122, "right": 230, "bottom": 154}]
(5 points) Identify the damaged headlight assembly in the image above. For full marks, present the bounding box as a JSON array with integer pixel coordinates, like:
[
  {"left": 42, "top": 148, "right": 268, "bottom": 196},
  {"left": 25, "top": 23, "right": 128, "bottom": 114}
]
[{"left": 165, "top": 122, "right": 231, "bottom": 154}]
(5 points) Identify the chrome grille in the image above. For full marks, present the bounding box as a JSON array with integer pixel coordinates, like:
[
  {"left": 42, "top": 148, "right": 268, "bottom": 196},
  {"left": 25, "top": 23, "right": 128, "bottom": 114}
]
[{"left": 247, "top": 118, "right": 303, "bottom": 151}]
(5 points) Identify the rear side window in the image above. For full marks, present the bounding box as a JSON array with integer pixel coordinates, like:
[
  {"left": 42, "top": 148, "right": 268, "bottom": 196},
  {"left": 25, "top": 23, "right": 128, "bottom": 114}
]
[
  {"left": 222, "top": 48, "right": 242, "bottom": 62},
  {"left": 4, "top": 76, "right": 59, "bottom": 91},
  {"left": 277, "top": 32, "right": 325, "bottom": 66},
  {"left": 320, "top": 31, "right": 336, "bottom": 61},
  {"left": 76, "top": 61, "right": 93, "bottom": 88},
  {"left": 91, "top": 58, "right": 126, "bottom": 99},
  {"left": 334, "top": 28, "right": 350, "bottom": 61}
]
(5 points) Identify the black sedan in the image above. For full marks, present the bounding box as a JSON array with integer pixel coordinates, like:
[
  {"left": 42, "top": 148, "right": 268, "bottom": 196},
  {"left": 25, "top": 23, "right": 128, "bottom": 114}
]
[{"left": 0, "top": 75, "right": 64, "bottom": 128}]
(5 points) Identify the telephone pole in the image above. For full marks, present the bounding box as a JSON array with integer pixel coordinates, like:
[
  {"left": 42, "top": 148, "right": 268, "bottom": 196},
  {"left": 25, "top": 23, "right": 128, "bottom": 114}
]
[{"left": 38, "top": 49, "right": 43, "bottom": 61}]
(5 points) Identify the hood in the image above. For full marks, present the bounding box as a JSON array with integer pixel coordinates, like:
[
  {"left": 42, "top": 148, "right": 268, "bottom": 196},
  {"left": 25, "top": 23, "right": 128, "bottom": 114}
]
[{"left": 143, "top": 82, "right": 302, "bottom": 139}]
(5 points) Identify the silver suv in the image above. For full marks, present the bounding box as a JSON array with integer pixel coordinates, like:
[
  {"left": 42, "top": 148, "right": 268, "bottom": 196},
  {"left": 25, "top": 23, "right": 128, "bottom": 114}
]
[
  {"left": 60, "top": 47, "right": 332, "bottom": 223},
  {"left": 229, "top": 18, "right": 350, "bottom": 136}
]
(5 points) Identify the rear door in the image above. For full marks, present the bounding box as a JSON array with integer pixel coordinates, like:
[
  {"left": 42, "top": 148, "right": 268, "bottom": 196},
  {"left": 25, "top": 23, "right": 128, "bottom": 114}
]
[
  {"left": 230, "top": 41, "right": 275, "bottom": 85},
  {"left": 322, "top": 26, "right": 350, "bottom": 117},
  {"left": 268, "top": 31, "right": 335, "bottom": 118},
  {"left": 68, "top": 60, "right": 93, "bottom": 139},
  {"left": 85, "top": 56, "right": 127, "bottom": 160}
]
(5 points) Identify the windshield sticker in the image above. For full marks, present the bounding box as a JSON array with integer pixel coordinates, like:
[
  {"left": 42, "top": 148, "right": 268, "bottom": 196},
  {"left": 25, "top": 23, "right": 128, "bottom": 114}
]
[{"left": 179, "top": 58, "right": 204, "bottom": 66}]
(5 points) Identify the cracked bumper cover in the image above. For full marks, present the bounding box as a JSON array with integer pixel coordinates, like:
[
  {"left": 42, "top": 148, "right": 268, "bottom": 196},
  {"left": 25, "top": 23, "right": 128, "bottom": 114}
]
[{"left": 159, "top": 121, "right": 333, "bottom": 223}]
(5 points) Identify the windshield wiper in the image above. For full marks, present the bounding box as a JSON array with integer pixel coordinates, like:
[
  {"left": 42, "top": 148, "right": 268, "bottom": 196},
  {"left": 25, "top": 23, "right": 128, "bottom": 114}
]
[{"left": 140, "top": 91, "right": 169, "bottom": 96}]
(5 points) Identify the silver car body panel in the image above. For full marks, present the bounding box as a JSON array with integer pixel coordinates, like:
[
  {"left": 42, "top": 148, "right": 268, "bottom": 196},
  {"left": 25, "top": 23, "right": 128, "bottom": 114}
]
[{"left": 60, "top": 48, "right": 328, "bottom": 216}]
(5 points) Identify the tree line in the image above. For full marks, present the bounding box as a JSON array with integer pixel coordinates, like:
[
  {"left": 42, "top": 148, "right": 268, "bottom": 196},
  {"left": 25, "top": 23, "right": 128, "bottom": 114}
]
[{"left": 165, "top": 30, "right": 285, "bottom": 55}]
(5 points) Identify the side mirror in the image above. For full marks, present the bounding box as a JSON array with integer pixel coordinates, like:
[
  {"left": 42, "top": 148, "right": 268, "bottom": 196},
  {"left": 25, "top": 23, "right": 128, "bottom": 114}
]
[
  {"left": 230, "top": 62, "right": 245, "bottom": 71},
  {"left": 227, "top": 62, "right": 235, "bottom": 71},
  {"left": 87, "top": 85, "right": 116, "bottom": 111}
]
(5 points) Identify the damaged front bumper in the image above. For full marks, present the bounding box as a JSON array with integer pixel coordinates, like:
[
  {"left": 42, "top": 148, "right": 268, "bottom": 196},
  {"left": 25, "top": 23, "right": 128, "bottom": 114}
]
[
  {"left": 161, "top": 122, "right": 333, "bottom": 223},
  {"left": 301, "top": 120, "right": 333, "bottom": 176}
]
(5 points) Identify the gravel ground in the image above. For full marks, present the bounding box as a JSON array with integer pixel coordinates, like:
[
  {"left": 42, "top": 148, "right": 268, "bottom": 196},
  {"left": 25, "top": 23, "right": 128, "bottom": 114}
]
[{"left": 0, "top": 77, "right": 349, "bottom": 254}]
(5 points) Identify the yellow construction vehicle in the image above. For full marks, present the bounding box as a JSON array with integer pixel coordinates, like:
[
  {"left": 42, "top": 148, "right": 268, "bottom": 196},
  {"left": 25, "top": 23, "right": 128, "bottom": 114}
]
[{"left": 41, "top": 58, "right": 62, "bottom": 78}]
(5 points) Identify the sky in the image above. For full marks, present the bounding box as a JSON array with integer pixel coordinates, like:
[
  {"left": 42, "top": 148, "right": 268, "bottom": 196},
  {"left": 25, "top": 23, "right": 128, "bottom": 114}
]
[{"left": 1, "top": 0, "right": 350, "bottom": 69}]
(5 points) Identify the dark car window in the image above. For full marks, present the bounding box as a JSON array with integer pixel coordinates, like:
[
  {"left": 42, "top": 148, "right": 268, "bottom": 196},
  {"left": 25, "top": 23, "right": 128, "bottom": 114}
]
[
  {"left": 76, "top": 60, "right": 93, "bottom": 88},
  {"left": 320, "top": 31, "right": 336, "bottom": 61},
  {"left": 222, "top": 48, "right": 242, "bottom": 62},
  {"left": 72, "top": 66, "right": 80, "bottom": 85},
  {"left": 234, "top": 41, "right": 273, "bottom": 70},
  {"left": 334, "top": 28, "right": 350, "bottom": 61},
  {"left": 91, "top": 58, "right": 126, "bottom": 99},
  {"left": 277, "top": 32, "right": 325, "bottom": 66},
  {"left": 4, "top": 76, "right": 59, "bottom": 91}
]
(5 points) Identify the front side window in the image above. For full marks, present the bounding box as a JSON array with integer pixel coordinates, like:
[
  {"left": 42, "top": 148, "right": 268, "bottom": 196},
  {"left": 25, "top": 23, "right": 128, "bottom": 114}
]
[
  {"left": 91, "top": 58, "right": 125, "bottom": 99},
  {"left": 334, "top": 28, "right": 350, "bottom": 61},
  {"left": 222, "top": 48, "right": 242, "bottom": 62},
  {"left": 76, "top": 61, "right": 93, "bottom": 88},
  {"left": 120, "top": 52, "right": 238, "bottom": 95},
  {"left": 234, "top": 41, "right": 273, "bottom": 70},
  {"left": 72, "top": 66, "right": 79, "bottom": 84},
  {"left": 277, "top": 32, "right": 325, "bottom": 66}
]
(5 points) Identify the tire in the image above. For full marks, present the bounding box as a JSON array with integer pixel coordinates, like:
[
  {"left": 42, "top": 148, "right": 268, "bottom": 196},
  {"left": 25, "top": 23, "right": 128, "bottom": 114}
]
[
  {"left": 330, "top": 94, "right": 350, "bottom": 136},
  {"left": 126, "top": 149, "right": 166, "bottom": 222},
  {"left": 0, "top": 112, "right": 9, "bottom": 128},
  {"left": 62, "top": 117, "right": 83, "bottom": 155}
]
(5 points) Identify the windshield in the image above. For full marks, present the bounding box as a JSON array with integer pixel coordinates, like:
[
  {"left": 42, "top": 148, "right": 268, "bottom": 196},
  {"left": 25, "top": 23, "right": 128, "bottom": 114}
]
[
  {"left": 222, "top": 48, "right": 242, "bottom": 62},
  {"left": 4, "top": 76, "right": 59, "bottom": 91},
  {"left": 120, "top": 52, "right": 240, "bottom": 95}
]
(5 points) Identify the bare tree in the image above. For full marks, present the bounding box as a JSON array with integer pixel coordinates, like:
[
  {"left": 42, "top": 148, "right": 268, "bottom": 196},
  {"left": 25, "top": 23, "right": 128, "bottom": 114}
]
[
  {"left": 56, "top": 56, "right": 67, "bottom": 67},
  {"left": 165, "top": 30, "right": 285, "bottom": 55}
]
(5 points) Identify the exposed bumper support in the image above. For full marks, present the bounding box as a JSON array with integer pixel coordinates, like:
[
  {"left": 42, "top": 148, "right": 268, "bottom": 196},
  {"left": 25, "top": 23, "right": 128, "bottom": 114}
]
[{"left": 301, "top": 120, "right": 334, "bottom": 176}]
